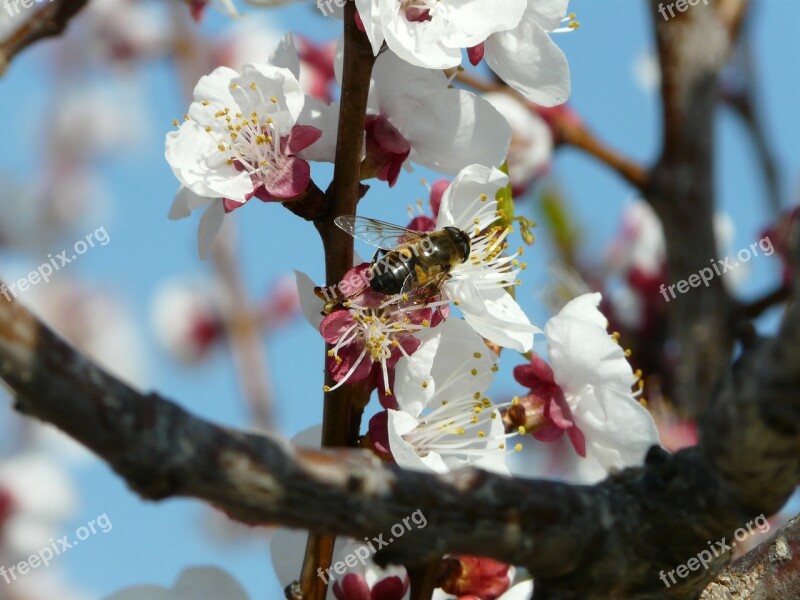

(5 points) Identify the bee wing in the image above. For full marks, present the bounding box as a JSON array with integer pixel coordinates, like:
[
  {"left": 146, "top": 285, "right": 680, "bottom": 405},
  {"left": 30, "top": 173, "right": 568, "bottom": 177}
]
[
  {"left": 335, "top": 215, "right": 425, "bottom": 250},
  {"left": 399, "top": 270, "right": 449, "bottom": 305}
]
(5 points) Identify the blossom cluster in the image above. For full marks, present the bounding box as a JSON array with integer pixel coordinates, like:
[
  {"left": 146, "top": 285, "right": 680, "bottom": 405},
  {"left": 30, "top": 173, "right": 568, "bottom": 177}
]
[{"left": 153, "top": 4, "right": 667, "bottom": 599}]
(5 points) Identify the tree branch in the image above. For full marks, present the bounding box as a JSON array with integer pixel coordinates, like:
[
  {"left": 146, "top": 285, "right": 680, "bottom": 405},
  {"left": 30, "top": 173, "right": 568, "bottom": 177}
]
[
  {"left": 646, "top": 0, "right": 749, "bottom": 416},
  {"left": 0, "top": 0, "right": 90, "bottom": 75},
  {"left": 299, "top": 3, "right": 377, "bottom": 598},
  {"left": 1, "top": 253, "right": 798, "bottom": 599},
  {"left": 450, "top": 69, "right": 649, "bottom": 190}
]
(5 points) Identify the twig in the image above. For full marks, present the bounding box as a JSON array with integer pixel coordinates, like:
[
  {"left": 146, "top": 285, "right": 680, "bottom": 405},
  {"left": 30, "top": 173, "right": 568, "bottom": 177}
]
[
  {"left": 450, "top": 69, "right": 649, "bottom": 190},
  {"left": 0, "top": 275, "right": 798, "bottom": 599},
  {"left": 298, "top": 3, "right": 377, "bottom": 599},
  {"left": 0, "top": 0, "right": 90, "bottom": 75},
  {"left": 738, "top": 285, "right": 791, "bottom": 321},
  {"left": 212, "top": 230, "right": 275, "bottom": 431}
]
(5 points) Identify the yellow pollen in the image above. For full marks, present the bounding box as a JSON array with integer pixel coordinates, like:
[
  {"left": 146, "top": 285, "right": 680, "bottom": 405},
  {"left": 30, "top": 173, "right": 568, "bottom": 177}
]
[
  {"left": 491, "top": 365, "right": 499, "bottom": 372},
  {"left": 473, "top": 392, "right": 481, "bottom": 399},
  {"left": 327, "top": 350, "right": 334, "bottom": 357},
  {"left": 498, "top": 443, "right": 505, "bottom": 450},
  {"left": 471, "top": 369, "right": 478, "bottom": 376},
  {"left": 518, "top": 426, "right": 526, "bottom": 435},
  {"left": 217, "top": 144, "right": 226, "bottom": 152},
  {"left": 512, "top": 396, "right": 519, "bottom": 405},
  {"left": 385, "top": 389, "right": 392, "bottom": 396},
  {"left": 624, "top": 349, "right": 632, "bottom": 357},
  {"left": 569, "top": 21, "right": 580, "bottom": 29},
  {"left": 270, "top": 96, "right": 278, "bottom": 103},
  {"left": 422, "top": 319, "right": 430, "bottom": 327},
  {"left": 514, "top": 443, "right": 523, "bottom": 452},
  {"left": 477, "top": 431, "right": 486, "bottom": 438},
  {"left": 249, "top": 82, "right": 257, "bottom": 90},
  {"left": 172, "top": 119, "right": 179, "bottom": 127},
  {"left": 480, "top": 194, "right": 487, "bottom": 202},
  {"left": 323, "top": 385, "right": 331, "bottom": 392},
  {"left": 422, "top": 381, "right": 428, "bottom": 388},
  {"left": 256, "top": 134, "right": 267, "bottom": 145},
  {"left": 202, "top": 100, "right": 209, "bottom": 106},
  {"left": 230, "top": 83, "right": 238, "bottom": 89}
]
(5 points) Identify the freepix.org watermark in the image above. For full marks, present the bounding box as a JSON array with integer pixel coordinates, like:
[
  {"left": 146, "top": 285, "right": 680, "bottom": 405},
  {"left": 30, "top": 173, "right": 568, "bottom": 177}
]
[
  {"left": 316, "top": 0, "right": 346, "bottom": 17},
  {"left": 659, "top": 514, "right": 770, "bottom": 588},
  {"left": 1, "top": 513, "right": 113, "bottom": 584},
  {"left": 319, "top": 236, "right": 438, "bottom": 304},
  {"left": 658, "top": 0, "right": 709, "bottom": 21},
  {"left": 659, "top": 236, "right": 774, "bottom": 302},
  {"left": 3, "top": 0, "right": 56, "bottom": 19},
  {"left": 0, "top": 226, "right": 110, "bottom": 302},
  {"left": 317, "top": 509, "right": 428, "bottom": 584}
]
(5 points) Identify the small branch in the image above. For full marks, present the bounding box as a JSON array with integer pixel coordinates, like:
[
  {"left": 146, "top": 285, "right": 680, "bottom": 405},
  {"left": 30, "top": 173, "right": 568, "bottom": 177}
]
[
  {"left": 450, "top": 69, "right": 649, "bottom": 190},
  {"left": 0, "top": 0, "right": 90, "bottom": 75},
  {"left": 300, "top": 3, "right": 377, "bottom": 599},
  {"left": 211, "top": 230, "right": 275, "bottom": 431},
  {"left": 737, "top": 285, "right": 791, "bottom": 321}
]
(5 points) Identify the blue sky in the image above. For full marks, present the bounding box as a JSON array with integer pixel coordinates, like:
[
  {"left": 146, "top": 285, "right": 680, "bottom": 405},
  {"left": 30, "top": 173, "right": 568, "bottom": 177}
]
[{"left": 0, "top": 0, "right": 798, "bottom": 597}]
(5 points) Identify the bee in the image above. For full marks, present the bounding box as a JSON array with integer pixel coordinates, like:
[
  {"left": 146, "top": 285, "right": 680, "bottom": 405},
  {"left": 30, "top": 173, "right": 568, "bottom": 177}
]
[{"left": 334, "top": 215, "right": 471, "bottom": 301}]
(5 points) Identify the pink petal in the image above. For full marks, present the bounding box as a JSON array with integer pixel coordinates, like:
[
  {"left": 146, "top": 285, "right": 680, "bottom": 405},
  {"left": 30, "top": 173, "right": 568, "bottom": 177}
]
[
  {"left": 320, "top": 310, "right": 357, "bottom": 344},
  {"left": 429, "top": 179, "right": 449, "bottom": 217},
  {"left": 567, "top": 425, "right": 587, "bottom": 457},
  {"left": 334, "top": 574, "right": 371, "bottom": 600},
  {"left": 532, "top": 423, "right": 564, "bottom": 443},
  {"left": 328, "top": 347, "right": 372, "bottom": 383},
  {"left": 371, "top": 576, "right": 409, "bottom": 600},
  {"left": 407, "top": 215, "right": 436, "bottom": 232},
  {"left": 547, "top": 388, "right": 576, "bottom": 430},
  {"left": 467, "top": 43, "right": 485, "bottom": 66},
  {"left": 287, "top": 125, "right": 323, "bottom": 155},
  {"left": 368, "top": 411, "right": 391, "bottom": 454},
  {"left": 264, "top": 156, "right": 311, "bottom": 199},
  {"left": 513, "top": 353, "right": 555, "bottom": 388}
]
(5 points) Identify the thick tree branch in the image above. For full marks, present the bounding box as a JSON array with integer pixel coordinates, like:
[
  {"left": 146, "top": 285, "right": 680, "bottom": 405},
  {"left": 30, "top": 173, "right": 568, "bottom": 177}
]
[
  {"left": 646, "top": 0, "right": 748, "bottom": 416},
  {"left": 1, "top": 257, "right": 798, "bottom": 599},
  {"left": 0, "top": 0, "right": 90, "bottom": 75},
  {"left": 700, "top": 516, "right": 800, "bottom": 599}
]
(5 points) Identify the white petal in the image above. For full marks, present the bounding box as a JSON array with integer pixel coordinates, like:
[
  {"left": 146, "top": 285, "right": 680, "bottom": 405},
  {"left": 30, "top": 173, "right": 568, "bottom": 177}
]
[
  {"left": 436, "top": 0, "right": 526, "bottom": 48},
  {"left": 165, "top": 122, "right": 253, "bottom": 201},
  {"left": 545, "top": 294, "right": 635, "bottom": 394},
  {"left": 173, "top": 567, "right": 250, "bottom": 600},
  {"left": 296, "top": 97, "right": 339, "bottom": 163},
  {"left": 355, "top": 0, "right": 385, "bottom": 56},
  {"left": 527, "top": 0, "right": 571, "bottom": 31},
  {"left": 197, "top": 201, "right": 226, "bottom": 260},
  {"left": 269, "top": 32, "right": 301, "bottom": 79},
  {"left": 294, "top": 270, "right": 325, "bottom": 330},
  {"left": 484, "top": 15, "right": 570, "bottom": 106},
  {"left": 395, "top": 319, "right": 496, "bottom": 415},
  {"left": 402, "top": 89, "right": 511, "bottom": 175},
  {"left": 232, "top": 64, "right": 305, "bottom": 126},
  {"left": 436, "top": 164, "right": 508, "bottom": 229},
  {"left": 371, "top": 50, "right": 448, "bottom": 117},
  {"left": 168, "top": 187, "right": 213, "bottom": 220},
  {"left": 499, "top": 580, "right": 534, "bottom": 600},
  {"left": 380, "top": 2, "right": 461, "bottom": 69},
  {"left": 447, "top": 280, "right": 537, "bottom": 352},
  {"left": 387, "top": 410, "right": 449, "bottom": 473},
  {"left": 572, "top": 387, "right": 660, "bottom": 472}
]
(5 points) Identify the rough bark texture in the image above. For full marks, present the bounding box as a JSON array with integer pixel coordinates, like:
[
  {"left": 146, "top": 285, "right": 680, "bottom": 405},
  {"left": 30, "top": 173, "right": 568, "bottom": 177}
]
[{"left": 700, "top": 517, "right": 800, "bottom": 599}]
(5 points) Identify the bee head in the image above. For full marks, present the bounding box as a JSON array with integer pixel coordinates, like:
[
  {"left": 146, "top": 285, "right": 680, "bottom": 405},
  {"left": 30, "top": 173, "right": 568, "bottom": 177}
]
[{"left": 443, "top": 227, "right": 471, "bottom": 263}]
